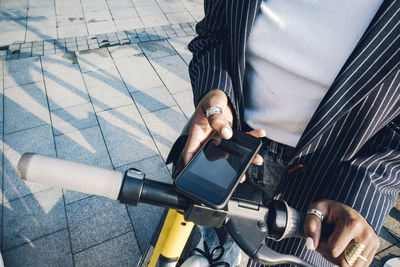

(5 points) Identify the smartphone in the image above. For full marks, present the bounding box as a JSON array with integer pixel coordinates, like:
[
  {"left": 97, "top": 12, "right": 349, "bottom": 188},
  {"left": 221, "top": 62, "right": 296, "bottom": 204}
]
[{"left": 175, "top": 131, "right": 262, "bottom": 209}]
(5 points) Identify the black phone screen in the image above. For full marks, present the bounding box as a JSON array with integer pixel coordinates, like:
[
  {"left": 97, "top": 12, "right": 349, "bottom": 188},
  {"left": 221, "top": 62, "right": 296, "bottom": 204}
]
[{"left": 175, "top": 132, "right": 261, "bottom": 208}]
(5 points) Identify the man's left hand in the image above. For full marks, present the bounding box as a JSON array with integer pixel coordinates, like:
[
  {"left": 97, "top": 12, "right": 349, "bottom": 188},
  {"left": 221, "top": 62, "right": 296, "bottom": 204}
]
[{"left": 303, "top": 199, "right": 380, "bottom": 267}]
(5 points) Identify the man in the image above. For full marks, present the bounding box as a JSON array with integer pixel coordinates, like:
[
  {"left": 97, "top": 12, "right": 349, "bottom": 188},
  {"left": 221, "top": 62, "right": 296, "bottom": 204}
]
[{"left": 168, "top": 0, "right": 399, "bottom": 266}]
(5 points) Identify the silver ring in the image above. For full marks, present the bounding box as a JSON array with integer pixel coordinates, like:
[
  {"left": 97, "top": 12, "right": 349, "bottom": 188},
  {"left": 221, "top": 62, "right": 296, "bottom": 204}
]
[
  {"left": 358, "top": 255, "right": 368, "bottom": 262},
  {"left": 206, "top": 106, "right": 222, "bottom": 118},
  {"left": 307, "top": 209, "right": 324, "bottom": 221}
]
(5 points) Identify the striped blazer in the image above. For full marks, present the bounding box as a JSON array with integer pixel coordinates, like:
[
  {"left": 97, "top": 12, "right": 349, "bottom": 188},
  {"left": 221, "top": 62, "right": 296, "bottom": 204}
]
[{"left": 186, "top": 0, "right": 400, "bottom": 266}]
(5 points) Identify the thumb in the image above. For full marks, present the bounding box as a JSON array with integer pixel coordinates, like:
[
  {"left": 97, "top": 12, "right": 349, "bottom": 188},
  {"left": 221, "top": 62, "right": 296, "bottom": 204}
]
[{"left": 304, "top": 206, "right": 326, "bottom": 250}]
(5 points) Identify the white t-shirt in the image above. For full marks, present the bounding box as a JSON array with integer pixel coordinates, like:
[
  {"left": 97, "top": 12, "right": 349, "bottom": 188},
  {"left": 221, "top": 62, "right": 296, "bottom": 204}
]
[{"left": 245, "top": 0, "right": 382, "bottom": 147}]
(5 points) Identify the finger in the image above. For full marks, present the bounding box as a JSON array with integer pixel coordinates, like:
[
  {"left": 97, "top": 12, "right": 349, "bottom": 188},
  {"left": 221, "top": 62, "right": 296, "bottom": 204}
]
[
  {"left": 304, "top": 202, "right": 328, "bottom": 250},
  {"left": 201, "top": 91, "right": 233, "bottom": 139},
  {"left": 351, "top": 232, "right": 379, "bottom": 267},
  {"left": 246, "top": 128, "right": 267, "bottom": 138},
  {"left": 252, "top": 154, "right": 263, "bottom": 165}
]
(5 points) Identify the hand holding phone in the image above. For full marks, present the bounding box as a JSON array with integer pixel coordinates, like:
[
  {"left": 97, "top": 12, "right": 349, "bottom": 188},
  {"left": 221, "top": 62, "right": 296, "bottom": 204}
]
[{"left": 175, "top": 131, "right": 262, "bottom": 209}]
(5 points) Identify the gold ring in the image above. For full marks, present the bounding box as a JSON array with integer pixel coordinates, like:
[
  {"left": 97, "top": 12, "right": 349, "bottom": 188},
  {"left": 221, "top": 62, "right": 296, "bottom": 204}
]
[{"left": 344, "top": 242, "right": 366, "bottom": 266}]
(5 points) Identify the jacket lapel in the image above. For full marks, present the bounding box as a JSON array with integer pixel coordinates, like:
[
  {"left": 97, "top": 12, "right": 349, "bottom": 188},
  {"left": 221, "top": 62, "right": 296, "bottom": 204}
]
[{"left": 295, "top": 0, "right": 400, "bottom": 153}]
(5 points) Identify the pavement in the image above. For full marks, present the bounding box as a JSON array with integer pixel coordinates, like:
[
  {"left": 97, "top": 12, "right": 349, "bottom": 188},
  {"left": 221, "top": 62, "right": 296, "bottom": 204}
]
[{"left": 0, "top": 0, "right": 398, "bottom": 266}]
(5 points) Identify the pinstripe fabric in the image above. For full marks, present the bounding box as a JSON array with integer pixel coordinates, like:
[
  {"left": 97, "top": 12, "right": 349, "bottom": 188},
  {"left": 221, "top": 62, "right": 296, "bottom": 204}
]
[{"left": 187, "top": 0, "right": 400, "bottom": 266}]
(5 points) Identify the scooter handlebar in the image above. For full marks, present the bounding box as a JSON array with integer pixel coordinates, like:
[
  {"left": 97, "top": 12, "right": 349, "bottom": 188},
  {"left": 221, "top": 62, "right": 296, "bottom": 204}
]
[{"left": 17, "top": 153, "right": 124, "bottom": 200}]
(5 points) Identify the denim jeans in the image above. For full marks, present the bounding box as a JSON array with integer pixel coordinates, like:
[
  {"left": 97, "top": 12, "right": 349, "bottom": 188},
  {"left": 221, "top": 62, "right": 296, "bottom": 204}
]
[{"left": 196, "top": 137, "right": 296, "bottom": 266}]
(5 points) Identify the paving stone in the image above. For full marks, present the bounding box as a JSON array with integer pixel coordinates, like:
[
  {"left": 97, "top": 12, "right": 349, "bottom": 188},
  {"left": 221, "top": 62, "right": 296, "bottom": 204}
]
[
  {"left": 139, "top": 39, "right": 176, "bottom": 59},
  {"left": 44, "top": 67, "right": 90, "bottom": 110},
  {"left": 384, "top": 199, "right": 400, "bottom": 240},
  {"left": 0, "top": 31, "right": 25, "bottom": 47},
  {"left": 190, "top": 9, "right": 205, "bottom": 21},
  {"left": 4, "top": 56, "right": 40, "bottom": 73},
  {"left": 66, "top": 195, "right": 132, "bottom": 253},
  {"left": 97, "top": 104, "right": 159, "bottom": 167},
  {"left": 172, "top": 90, "right": 195, "bottom": 118},
  {"left": 107, "top": 0, "right": 134, "bottom": 9},
  {"left": 3, "top": 66, "right": 43, "bottom": 89},
  {"left": 166, "top": 11, "right": 195, "bottom": 24},
  {"left": 87, "top": 21, "right": 117, "bottom": 35},
  {"left": 136, "top": 5, "right": 163, "bottom": 16},
  {"left": 88, "top": 42, "right": 100, "bottom": 49},
  {"left": 374, "top": 243, "right": 400, "bottom": 265},
  {"left": 76, "top": 48, "right": 114, "bottom": 72},
  {"left": 28, "top": 6, "right": 55, "bottom": 17},
  {"left": 142, "top": 106, "right": 187, "bottom": 161},
  {"left": 114, "top": 18, "right": 144, "bottom": 31},
  {"left": 41, "top": 52, "right": 79, "bottom": 72},
  {"left": 74, "top": 231, "right": 140, "bottom": 267},
  {"left": 158, "top": 2, "right": 186, "bottom": 13},
  {"left": 55, "top": 125, "right": 113, "bottom": 203},
  {"left": 181, "top": 0, "right": 203, "bottom": 11},
  {"left": 51, "top": 103, "right": 97, "bottom": 135},
  {"left": 168, "top": 36, "right": 193, "bottom": 65},
  {"left": 141, "top": 14, "right": 170, "bottom": 28},
  {"left": 82, "top": 0, "right": 109, "bottom": 12},
  {"left": 110, "top": 7, "right": 139, "bottom": 20},
  {"left": 58, "top": 24, "right": 88, "bottom": 39},
  {"left": 3, "top": 188, "right": 67, "bottom": 250},
  {"left": 85, "top": 10, "right": 112, "bottom": 23},
  {"left": 132, "top": 86, "right": 176, "bottom": 113},
  {"left": 114, "top": 54, "right": 163, "bottom": 92},
  {"left": 378, "top": 227, "right": 399, "bottom": 252},
  {"left": 83, "top": 66, "right": 132, "bottom": 112},
  {"left": 4, "top": 81, "right": 50, "bottom": 134},
  {"left": 108, "top": 43, "right": 141, "bottom": 59},
  {"left": 3, "top": 125, "right": 55, "bottom": 202},
  {"left": 150, "top": 55, "right": 191, "bottom": 94},
  {"left": 3, "top": 229, "right": 73, "bottom": 267},
  {"left": 56, "top": 16, "right": 85, "bottom": 27}
]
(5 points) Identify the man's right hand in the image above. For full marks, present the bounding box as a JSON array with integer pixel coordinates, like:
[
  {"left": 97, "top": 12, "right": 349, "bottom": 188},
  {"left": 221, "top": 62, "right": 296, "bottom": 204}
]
[{"left": 182, "top": 89, "right": 234, "bottom": 165}]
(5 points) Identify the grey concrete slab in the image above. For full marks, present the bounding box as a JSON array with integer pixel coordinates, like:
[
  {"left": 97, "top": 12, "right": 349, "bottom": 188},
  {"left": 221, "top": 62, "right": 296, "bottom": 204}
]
[
  {"left": 172, "top": 90, "right": 195, "bottom": 119},
  {"left": 26, "top": 26, "right": 58, "bottom": 43},
  {"left": 157, "top": 2, "right": 186, "bottom": 14},
  {"left": 84, "top": 10, "right": 112, "bottom": 23},
  {"left": 0, "top": 80, "right": 3, "bottom": 123},
  {"left": 378, "top": 227, "right": 399, "bottom": 253},
  {"left": 108, "top": 43, "right": 141, "bottom": 59},
  {"left": 114, "top": 18, "right": 144, "bottom": 31},
  {"left": 76, "top": 47, "right": 114, "bottom": 72},
  {"left": 58, "top": 24, "right": 88, "bottom": 39},
  {"left": 3, "top": 124, "right": 55, "bottom": 202},
  {"left": 107, "top": 0, "right": 134, "bottom": 9},
  {"left": 139, "top": 39, "right": 176, "bottom": 59},
  {"left": 0, "top": 0, "right": 28, "bottom": 10},
  {"left": 168, "top": 36, "right": 193, "bottom": 65},
  {"left": 4, "top": 56, "right": 41, "bottom": 73},
  {"left": 55, "top": 125, "right": 113, "bottom": 204},
  {"left": 141, "top": 14, "right": 170, "bottom": 28},
  {"left": 51, "top": 103, "right": 97, "bottom": 135},
  {"left": 189, "top": 9, "right": 205, "bottom": 22},
  {"left": 142, "top": 105, "right": 187, "bottom": 161},
  {"left": 110, "top": 7, "right": 139, "bottom": 20},
  {"left": 166, "top": 11, "right": 195, "bottom": 24},
  {"left": 4, "top": 81, "right": 50, "bottom": 134},
  {"left": 150, "top": 55, "right": 191, "bottom": 94},
  {"left": 83, "top": 66, "right": 133, "bottom": 112},
  {"left": 0, "top": 31, "right": 26, "bottom": 46},
  {"left": 41, "top": 52, "right": 79, "bottom": 72},
  {"left": 44, "top": 66, "right": 90, "bottom": 110},
  {"left": 132, "top": 86, "right": 177, "bottom": 114},
  {"left": 97, "top": 104, "right": 159, "bottom": 167},
  {"left": 56, "top": 16, "right": 85, "bottom": 27},
  {"left": 114, "top": 54, "right": 163, "bottom": 92},
  {"left": 74, "top": 231, "right": 140, "bottom": 267},
  {"left": 27, "top": 15, "right": 56, "bottom": 28},
  {"left": 82, "top": 0, "right": 109, "bottom": 12},
  {"left": 28, "top": 6, "right": 55, "bottom": 17},
  {"left": 2, "top": 229, "right": 73, "bottom": 267},
  {"left": 87, "top": 21, "right": 117, "bottom": 35},
  {"left": 3, "top": 188, "right": 66, "bottom": 250},
  {"left": 66, "top": 195, "right": 132, "bottom": 253}
]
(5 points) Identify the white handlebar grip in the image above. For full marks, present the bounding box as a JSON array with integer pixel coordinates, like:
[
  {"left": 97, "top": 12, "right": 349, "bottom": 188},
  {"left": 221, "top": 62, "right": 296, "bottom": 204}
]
[{"left": 17, "top": 153, "right": 124, "bottom": 200}]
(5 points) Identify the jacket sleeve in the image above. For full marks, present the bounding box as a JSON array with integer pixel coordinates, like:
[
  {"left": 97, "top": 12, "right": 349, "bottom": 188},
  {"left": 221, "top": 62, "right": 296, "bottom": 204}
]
[
  {"left": 188, "top": 0, "right": 236, "bottom": 112},
  {"left": 335, "top": 115, "right": 400, "bottom": 233}
]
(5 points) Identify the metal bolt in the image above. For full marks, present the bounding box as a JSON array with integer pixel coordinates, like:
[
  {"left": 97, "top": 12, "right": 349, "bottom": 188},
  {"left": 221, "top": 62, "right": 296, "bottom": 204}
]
[{"left": 257, "top": 221, "right": 268, "bottom": 232}]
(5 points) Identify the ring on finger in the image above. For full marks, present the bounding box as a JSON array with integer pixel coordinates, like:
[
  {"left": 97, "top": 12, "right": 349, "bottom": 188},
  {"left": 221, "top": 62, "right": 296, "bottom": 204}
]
[
  {"left": 344, "top": 242, "right": 366, "bottom": 267},
  {"left": 206, "top": 106, "right": 223, "bottom": 118},
  {"left": 306, "top": 208, "right": 324, "bottom": 221},
  {"left": 358, "top": 255, "right": 368, "bottom": 262}
]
